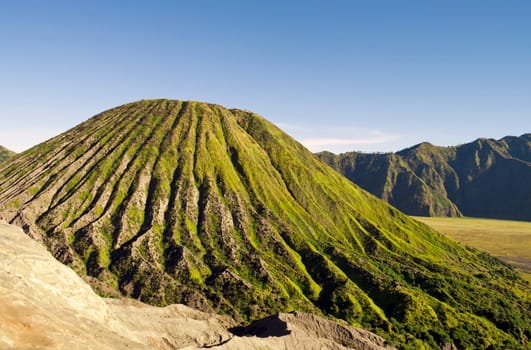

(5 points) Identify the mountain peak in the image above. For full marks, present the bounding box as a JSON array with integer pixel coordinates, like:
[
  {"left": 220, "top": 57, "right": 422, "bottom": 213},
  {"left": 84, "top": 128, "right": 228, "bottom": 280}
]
[{"left": 398, "top": 141, "right": 445, "bottom": 154}]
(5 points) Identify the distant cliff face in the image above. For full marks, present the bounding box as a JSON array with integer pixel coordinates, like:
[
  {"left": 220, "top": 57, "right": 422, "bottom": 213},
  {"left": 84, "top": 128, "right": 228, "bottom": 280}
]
[
  {"left": 318, "top": 134, "right": 531, "bottom": 221},
  {"left": 0, "top": 146, "right": 15, "bottom": 163}
]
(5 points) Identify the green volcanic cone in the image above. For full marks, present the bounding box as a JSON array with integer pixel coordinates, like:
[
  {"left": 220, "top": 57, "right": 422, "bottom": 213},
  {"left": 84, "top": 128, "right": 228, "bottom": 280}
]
[{"left": 0, "top": 99, "right": 528, "bottom": 349}]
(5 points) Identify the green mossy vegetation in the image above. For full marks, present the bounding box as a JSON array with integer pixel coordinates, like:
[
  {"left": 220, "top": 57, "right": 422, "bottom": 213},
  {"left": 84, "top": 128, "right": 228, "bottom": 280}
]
[{"left": 0, "top": 100, "right": 529, "bottom": 349}]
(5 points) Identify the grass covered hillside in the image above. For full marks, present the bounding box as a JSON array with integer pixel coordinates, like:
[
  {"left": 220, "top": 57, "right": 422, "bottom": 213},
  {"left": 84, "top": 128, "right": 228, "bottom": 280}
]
[
  {"left": 0, "top": 99, "right": 529, "bottom": 349},
  {"left": 318, "top": 135, "right": 531, "bottom": 221},
  {"left": 0, "top": 146, "right": 15, "bottom": 163}
]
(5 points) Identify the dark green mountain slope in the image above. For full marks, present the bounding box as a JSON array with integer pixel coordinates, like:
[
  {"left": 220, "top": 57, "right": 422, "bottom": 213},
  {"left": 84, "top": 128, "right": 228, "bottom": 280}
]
[
  {"left": 0, "top": 145, "right": 15, "bottom": 163},
  {"left": 0, "top": 100, "right": 529, "bottom": 349},
  {"left": 318, "top": 135, "right": 531, "bottom": 220}
]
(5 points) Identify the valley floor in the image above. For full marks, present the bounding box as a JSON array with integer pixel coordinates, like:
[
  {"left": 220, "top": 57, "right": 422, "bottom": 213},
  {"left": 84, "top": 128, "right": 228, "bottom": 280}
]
[{"left": 413, "top": 216, "right": 531, "bottom": 282}]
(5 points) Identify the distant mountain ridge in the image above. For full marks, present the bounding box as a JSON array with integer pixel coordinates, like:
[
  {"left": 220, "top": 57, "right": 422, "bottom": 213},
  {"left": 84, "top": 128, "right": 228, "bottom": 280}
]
[
  {"left": 317, "top": 134, "right": 531, "bottom": 221},
  {"left": 0, "top": 146, "right": 15, "bottom": 163},
  {"left": 0, "top": 100, "right": 529, "bottom": 348}
]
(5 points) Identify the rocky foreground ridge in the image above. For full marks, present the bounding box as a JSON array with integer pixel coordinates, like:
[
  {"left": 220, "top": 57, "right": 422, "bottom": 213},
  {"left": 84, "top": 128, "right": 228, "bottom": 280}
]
[{"left": 0, "top": 221, "right": 394, "bottom": 350}]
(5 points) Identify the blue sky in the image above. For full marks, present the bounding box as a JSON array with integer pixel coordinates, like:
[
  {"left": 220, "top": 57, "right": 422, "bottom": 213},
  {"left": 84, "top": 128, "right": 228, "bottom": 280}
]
[{"left": 1, "top": 1, "right": 530, "bottom": 153}]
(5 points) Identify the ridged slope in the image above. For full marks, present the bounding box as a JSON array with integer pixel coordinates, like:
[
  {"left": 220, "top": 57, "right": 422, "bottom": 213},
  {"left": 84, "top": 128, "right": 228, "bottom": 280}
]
[
  {"left": 0, "top": 145, "right": 15, "bottom": 163},
  {"left": 318, "top": 135, "right": 531, "bottom": 220},
  {"left": 0, "top": 100, "right": 529, "bottom": 349},
  {"left": 0, "top": 220, "right": 393, "bottom": 350}
]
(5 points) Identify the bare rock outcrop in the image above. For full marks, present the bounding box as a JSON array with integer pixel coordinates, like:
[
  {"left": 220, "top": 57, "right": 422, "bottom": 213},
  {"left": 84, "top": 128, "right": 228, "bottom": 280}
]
[
  {"left": 227, "top": 312, "right": 394, "bottom": 350},
  {"left": 0, "top": 220, "right": 233, "bottom": 349}
]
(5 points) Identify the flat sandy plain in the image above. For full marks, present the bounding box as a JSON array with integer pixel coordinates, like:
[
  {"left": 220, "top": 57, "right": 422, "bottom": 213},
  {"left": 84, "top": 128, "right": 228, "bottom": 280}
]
[{"left": 414, "top": 216, "right": 531, "bottom": 282}]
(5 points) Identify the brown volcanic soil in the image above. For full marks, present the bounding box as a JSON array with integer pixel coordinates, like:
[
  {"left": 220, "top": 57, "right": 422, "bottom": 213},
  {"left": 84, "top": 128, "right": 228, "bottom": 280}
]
[{"left": 0, "top": 221, "right": 394, "bottom": 350}]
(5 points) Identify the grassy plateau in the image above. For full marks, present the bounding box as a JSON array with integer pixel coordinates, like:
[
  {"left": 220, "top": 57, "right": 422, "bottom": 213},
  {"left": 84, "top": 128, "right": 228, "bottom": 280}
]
[{"left": 414, "top": 216, "right": 531, "bottom": 282}]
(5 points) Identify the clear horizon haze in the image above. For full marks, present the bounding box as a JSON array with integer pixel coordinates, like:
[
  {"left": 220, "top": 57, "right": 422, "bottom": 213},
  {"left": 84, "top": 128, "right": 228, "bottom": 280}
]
[{"left": 1, "top": 1, "right": 530, "bottom": 153}]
